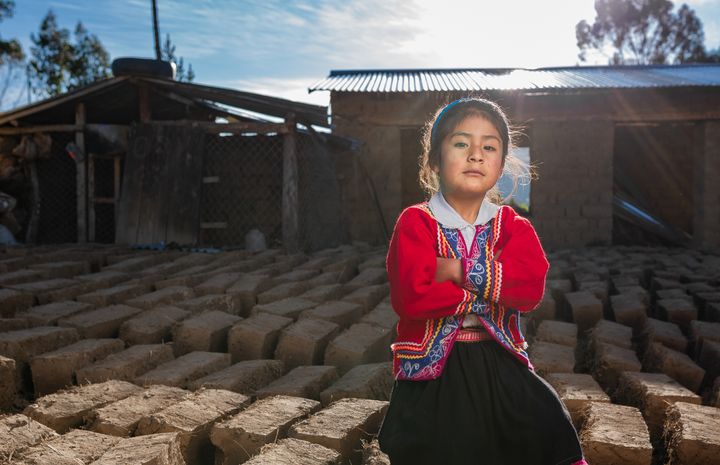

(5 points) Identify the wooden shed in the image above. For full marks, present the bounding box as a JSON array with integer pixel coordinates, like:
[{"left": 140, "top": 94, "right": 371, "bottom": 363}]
[
  {"left": 0, "top": 75, "right": 354, "bottom": 252},
  {"left": 310, "top": 64, "right": 720, "bottom": 250}
]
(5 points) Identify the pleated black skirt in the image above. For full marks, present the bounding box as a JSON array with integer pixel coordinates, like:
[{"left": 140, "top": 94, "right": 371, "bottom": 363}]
[{"left": 378, "top": 340, "right": 585, "bottom": 465}]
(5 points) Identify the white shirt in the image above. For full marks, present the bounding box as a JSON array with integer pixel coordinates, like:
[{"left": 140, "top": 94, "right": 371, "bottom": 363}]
[{"left": 427, "top": 192, "right": 499, "bottom": 327}]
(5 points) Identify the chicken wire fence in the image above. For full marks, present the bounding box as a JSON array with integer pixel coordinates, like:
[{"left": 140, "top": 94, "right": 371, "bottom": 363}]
[{"left": 199, "top": 128, "right": 345, "bottom": 251}]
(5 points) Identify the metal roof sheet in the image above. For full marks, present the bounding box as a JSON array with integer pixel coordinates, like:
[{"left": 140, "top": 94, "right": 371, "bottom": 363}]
[{"left": 309, "top": 64, "right": 720, "bottom": 93}]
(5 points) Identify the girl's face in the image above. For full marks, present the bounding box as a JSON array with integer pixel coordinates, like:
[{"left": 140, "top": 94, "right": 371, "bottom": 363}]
[{"left": 434, "top": 114, "right": 505, "bottom": 200}]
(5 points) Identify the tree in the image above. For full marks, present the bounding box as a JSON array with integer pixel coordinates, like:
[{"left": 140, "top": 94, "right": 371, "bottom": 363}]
[
  {"left": 0, "top": 0, "right": 25, "bottom": 107},
  {"left": 161, "top": 34, "right": 194, "bottom": 82},
  {"left": 28, "top": 10, "right": 111, "bottom": 97},
  {"left": 576, "top": 0, "right": 707, "bottom": 65}
]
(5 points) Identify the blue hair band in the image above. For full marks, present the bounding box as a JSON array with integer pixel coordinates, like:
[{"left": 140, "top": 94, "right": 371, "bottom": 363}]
[{"left": 430, "top": 98, "right": 473, "bottom": 144}]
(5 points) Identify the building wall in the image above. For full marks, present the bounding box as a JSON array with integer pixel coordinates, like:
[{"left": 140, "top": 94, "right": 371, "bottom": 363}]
[
  {"left": 693, "top": 120, "right": 720, "bottom": 250},
  {"left": 530, "top": 120, "right": 614, "bottom": 249}
]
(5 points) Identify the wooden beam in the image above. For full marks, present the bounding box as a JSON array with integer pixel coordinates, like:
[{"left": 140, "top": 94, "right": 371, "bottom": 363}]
[
  {"left": 0, "top": 124, "right": 81, "bottom": 135},
  {"left": 282, "top": 113, "right": 299, "bottom": 253},
  {"left": 138, "top": 84, "right": 152, "bottom": 123},
  {"left": 75, "top": 102, "right": 87, "bottom": 243}
]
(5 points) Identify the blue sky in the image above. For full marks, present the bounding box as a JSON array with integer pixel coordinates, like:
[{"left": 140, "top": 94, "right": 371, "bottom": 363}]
[{"left": 1, "top": 0, "right": 719, "bottom": 109}]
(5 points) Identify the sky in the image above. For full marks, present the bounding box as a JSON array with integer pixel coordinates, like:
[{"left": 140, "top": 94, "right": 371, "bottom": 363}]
[{"left": 1, "top": 0, "right": 719, "bottom": 110}]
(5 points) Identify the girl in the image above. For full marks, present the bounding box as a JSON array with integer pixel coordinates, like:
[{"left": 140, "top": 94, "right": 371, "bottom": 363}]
[{"left": 378, "top": 98, "right": 588, "bottom": 465}]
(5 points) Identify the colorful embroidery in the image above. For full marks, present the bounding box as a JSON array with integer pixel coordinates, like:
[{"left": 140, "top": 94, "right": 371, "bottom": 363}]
[{"left": 392, "top": 203, "right": 533, "bottom": 380}]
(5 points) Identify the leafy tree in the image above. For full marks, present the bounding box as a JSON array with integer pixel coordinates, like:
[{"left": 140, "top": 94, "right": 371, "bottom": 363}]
[
  {"left": 161, "top": 34, "right": 194, "bottom": 82},
  {"left": 0, "top": 0, "right": 23, "bottom": 66},
  {"left": 576, "top": 0, "right": 707, "bottom": 65},
  {"left": 28, "top": 10, "right": 111, "bottom": 97}
]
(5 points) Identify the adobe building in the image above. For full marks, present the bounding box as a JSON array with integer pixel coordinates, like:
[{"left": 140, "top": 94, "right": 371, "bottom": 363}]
[{"left": 310, "top": 64, "right": 720, "bottom": 251}]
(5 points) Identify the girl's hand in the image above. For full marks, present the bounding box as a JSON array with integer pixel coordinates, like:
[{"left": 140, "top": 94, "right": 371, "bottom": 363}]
[{"left": 435, "top": 257, "right": 462, "bottom": 285}]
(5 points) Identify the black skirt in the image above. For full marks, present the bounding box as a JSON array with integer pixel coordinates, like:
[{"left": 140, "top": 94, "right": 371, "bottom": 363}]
[{"left": 378, "top": 340, "right": 585, "bottom": 465}]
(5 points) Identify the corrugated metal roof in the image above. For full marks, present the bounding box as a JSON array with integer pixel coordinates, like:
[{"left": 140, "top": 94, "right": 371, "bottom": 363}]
[{"left": 309, "top": 64, "right": 720, "bottom": 93}]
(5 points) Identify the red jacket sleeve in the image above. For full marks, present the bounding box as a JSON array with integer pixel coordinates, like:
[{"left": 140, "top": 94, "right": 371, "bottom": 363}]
[
  {"left": 460, "top": 206, "right": 549, "bottom": 312},
  {"left": 386, "top": 206, "right": 475, "bottom": 321}
]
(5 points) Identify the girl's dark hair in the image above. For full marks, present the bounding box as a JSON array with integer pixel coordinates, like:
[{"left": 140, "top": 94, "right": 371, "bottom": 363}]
[{"left": 418, "top": 97, "right": 535, "bottom": 203}]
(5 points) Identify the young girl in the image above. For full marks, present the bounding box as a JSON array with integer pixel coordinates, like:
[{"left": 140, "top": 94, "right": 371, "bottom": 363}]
[{"left": 378, "top": 97, "right": 588, "bottom": 465}]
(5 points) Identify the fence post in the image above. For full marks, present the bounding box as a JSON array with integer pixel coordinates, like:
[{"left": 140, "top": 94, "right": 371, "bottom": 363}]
[
  {"left": 282, "top": 114, "right": 299, "bottom": 253},
  {"left": 75, "top": 102, "right": 87, "bottom": 243}
]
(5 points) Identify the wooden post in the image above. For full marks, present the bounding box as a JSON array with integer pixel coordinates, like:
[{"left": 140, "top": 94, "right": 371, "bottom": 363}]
[
  {"left": 75, "top": 102, "right": 87, "bottom": 243},
  {"left": 88, "top": 153, "right": 95, "bottom": 242},
  {"left": 282, "top": 113, "right": 299, "bottom": 253},
  {"left": 138, "top": 84, "right": 151, "bottom": 123}
]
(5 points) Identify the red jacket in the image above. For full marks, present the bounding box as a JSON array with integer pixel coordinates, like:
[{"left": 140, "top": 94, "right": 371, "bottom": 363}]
[{"left": 386, "top": 202, "right": 549, "bottom": 380}]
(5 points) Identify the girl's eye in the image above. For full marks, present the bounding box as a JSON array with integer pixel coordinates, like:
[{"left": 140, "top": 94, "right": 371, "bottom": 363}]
[
  {"left": 454, "top": 142, "right": 468, "bottom": 148},
  {"left": 483, "top": 146, "right": 496, "bottom": 151}
]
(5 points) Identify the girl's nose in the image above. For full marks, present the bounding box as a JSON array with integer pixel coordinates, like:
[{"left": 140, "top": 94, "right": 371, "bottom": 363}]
[{"left": 469, "top": 144, "right": 483, "bottom": 162}]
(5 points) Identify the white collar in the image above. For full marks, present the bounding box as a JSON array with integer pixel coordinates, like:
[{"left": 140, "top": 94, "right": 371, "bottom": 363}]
[{"left": 428, "top": 191, "right": 499, "bottom": 229}]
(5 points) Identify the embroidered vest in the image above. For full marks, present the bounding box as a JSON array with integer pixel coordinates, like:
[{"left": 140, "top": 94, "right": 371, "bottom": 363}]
[{"left": 391, "top": 203, "right": 534, "bottom": 380}]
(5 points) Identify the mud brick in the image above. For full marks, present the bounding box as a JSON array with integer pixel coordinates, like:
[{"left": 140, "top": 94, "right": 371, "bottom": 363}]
[
  {"left": 194, "top": 272, "right": 243, "bottom": 296},
  {"left": 176, "top": 293, "right": 243, "bottom": 316},
  {"left": 579, "top": 402, "right": 652, "bottom": 465},
  {"left": 341, "top": 284, "right": 389, "bottom": 313},
  {"left": 155, "top": 268, "right": 215, "bottom": 289},
  {"left": 299, "top": 284, "right": 347, "bottom": 304},
  {"left": 289, "top": 398, "right": 388, "bottom": 463},
  {"left": 58, "top": 304, "right": 142, "bottom": 338},
  {"left": 651, "top": 277, "right": 684, "bottom": 293},
  {"left": 0, "top": 317, "right": 29, "bottom": 331},
  {"left": 124, "top": 286, "right": 195, "bottom": 310},
  {"left": 225, "top": 273, "right": 273, "bottom": 314},
  {"left": 90, "top": 385, "right": 189, "bottom": 437},
  {"left": 565, "top": 291, "right": 603, "bottom": 332},
  {"left": 535, "top": 320, "right": 577, "bottom": 347},
  {"left": 6, "top": 278, "right": 76, "bottom": 301},
  {"left": 358, "top": 302, "right": 398, "bottom": 333},
  {"left": 655, "top": 288, "right": 691, "bottom": 303},
  {"left": 139, "top": 260, "right": 190, "bottom": 280},
  {"left": 30, "top": 338, "right": 125, "bottom": 396},
  {"left": 0, "top": 288, "right": 34, "bottom": 317},
  {"left": 320, "top": 362, "right": 393, "bottom": 407},
  {"left": 527, "top": 341, "right": 575, "bottom": 376},
  {"left": 104, "top": 254, "right": 168, "bottom": 273},
  {"left": 24, "top": 380, "right": 142, "bottom": 433},
  {"left": 615, "top": 371, "right": 701, "bottom": 441},
  {"left": 323, "top": 256, "right": 360, "bottom": 283},
  {"left": 19, "top": 301, "right": 93, "bottom": 326},
  {"left": 589, "top": 319, "right": 633, "bottom": 350},
  {"left": 578, "top": 280, "right": 609, "bottom": 306},
  {"left": 0, "top": 326, "right": 79, "bottom": 392},
  {"left": 663, "top": 402, "right": 720, "bottom": 465},
  {"left": 39, "top": 280, "right": 101, "bottom": 305},
  {"left": 342, "top": 268, "right": 387, "bottom": 292},
  {"left": 358, "top": 255, "right": 386, "bottom": 272},
  {"left": 0, "top": 269, "right": 46, "bottom": 286},
  {"left": 643, "top": 342, "right": 705, "bottom": 392},
  {"left": 299, "top": 301, "right": 363, "bottom": 330},
  {"left": 16, "top": 429, "right": 120, "bottom": 464},
  {"left": 255, "top": 366, "right": 339, "bottom": 400},
  {"left": 610, "top": 294, "right": 647, "bottom": 330},
  {"left": 616, "top": 285, "right": 651, "bottom": 307},
  {"left": 698, "top": 340, "right": 720, "bottom": 381},
  {"left": 76, "top": 282, "right": 151, "bottom": 307},
  {"left": 77, "top": 344, "right": 174, "bottom": 383},
  {"left": 639, "top": 318, "right": 688, "bottom": 353},
  {"left": 189, "top": 359, "right": 284, "bottom": 394},
  {"left": 91, "top": 432, "right": 185, "bottom": 465},
  {"left": 275, "top": 319, "right": 340, "bottom": 370},
  {"left": 324, "top": 323, "right": 393, "bottom": 375},
  {"left": 0, "top": 355, "right": 16, "bottom": 410},
  {"left": 307, "top": 271, "right": 344, "bottom": 287},
  {"left": 591, "top": 342, "right": 641, "bottom": 392},
  {"left": 0, "top": 414, "right": 59, "bottom": 459},
  {"left": 271, "top": 269, "right": 321, "bottom": 287},
  {"left": 172, "top": 310, "right": 241, "bottom": 356},
  {"left": 544, "top": 373, "right": 609, "bottom": 428},
  {"left": 611, "top": 274, "right": 640, "bottom": 290},
  {"left": 684, "top": 282, "right": 715, "bottom": 294},
  {"left": 135, "top": 351, "right": 230, "bottom": 388},
  {"left": 253, "top": 297, "right": 317, "bottom": 320},
  {"left": 531, "top": 293, "right": 556, "bottom": 321},
  {"left": 657, "top": 298, "right": 698, "bottom": 331},
  {"left": 210, "top": 395, "right": 321, "bottom": 465},
  {"left": 30, "top": 260, "right": 91, "bottom": 279},
  {"left": 243, "top": 437, "right": 341, "bottom": 465},
  {"left": 298, "top": 256, "right": 336, "bottom": 271},
  {"left": 227, "top": 313, "right": 293, "bottom": 362},
  {"left": 256, "top": 281, "right": 309, "bottom": 304},
  {"left": 708, "top": 302, "right": 720, "bottom": 322},
  {"left": 688, "top": 320, "right": 720, "bottom": 359},
  {"left": 546, "top": 279, "right": 573, "bottom": 302},
  {"left": 712, "top": 377, "right": 720, "bottom": 408},
  {"left": 119, "top": 306, "right": 190, "bottom": 345},
  {"left": 135, "top": 388, "right": 250, "bottom": 465}
]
